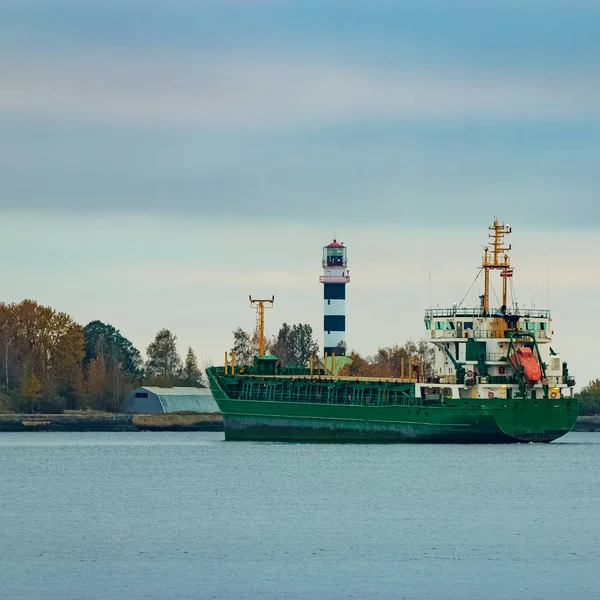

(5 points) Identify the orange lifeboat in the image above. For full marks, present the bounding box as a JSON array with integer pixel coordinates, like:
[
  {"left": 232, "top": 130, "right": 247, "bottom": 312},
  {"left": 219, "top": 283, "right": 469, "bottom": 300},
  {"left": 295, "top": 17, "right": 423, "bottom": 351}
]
[{"left": 510, "top": 346, "right": 542, "bottom": 387}]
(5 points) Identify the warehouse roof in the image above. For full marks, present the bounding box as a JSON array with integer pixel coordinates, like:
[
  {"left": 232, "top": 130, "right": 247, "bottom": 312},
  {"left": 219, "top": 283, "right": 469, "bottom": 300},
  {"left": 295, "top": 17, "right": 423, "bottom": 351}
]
[
  {"left": 142, "top": 387, "right": 212, "bottom": 396},
  {"left": 124, "top": 386, "right": 220, "bottom": 414}
]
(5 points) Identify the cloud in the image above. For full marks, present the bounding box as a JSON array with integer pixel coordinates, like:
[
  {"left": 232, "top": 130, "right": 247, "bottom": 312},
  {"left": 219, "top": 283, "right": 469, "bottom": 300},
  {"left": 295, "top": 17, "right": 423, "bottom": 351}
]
[{"left": 1, "top": 53, "right": 599, "bottom": 128}]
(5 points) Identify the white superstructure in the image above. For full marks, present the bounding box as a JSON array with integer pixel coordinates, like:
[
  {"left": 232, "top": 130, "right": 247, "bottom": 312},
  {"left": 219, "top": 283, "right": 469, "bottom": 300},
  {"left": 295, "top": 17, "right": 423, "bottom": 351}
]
[{"left": 424, "top": 220, "right": 575, "bottom": 402}]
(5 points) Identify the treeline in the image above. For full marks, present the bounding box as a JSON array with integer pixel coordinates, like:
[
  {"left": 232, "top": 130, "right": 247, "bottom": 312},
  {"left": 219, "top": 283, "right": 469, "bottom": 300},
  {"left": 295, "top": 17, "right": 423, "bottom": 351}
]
[
  {"left": 575, "top": 380, "right": 600, "bottom": 416},
  {"left": 231, "top": 322, "right": 434, "bottom": 379},
  {"left": 338, "top": 341, "right": 435, "bottom": 379},
  {"left": 0, "top": 300, "right": 203, "bottom": 414},
  {"left": 232, "top": 323, "right": 320, "bottom": 366}
]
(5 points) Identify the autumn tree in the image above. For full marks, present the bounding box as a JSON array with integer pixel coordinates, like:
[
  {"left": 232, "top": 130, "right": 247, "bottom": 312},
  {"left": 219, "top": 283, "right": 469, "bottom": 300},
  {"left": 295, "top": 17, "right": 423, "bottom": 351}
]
[
  {"left": 86, "top": 355, "right": 107, "bottom": 410},
  {"left": 19, "top": 371, "right": 42, "bottom": 413},
  {"left": 0, "top": 300, "right": 85, "bottom": 411},
  {"left": 146, "top": 329, "right": 182, "bottom": 386},
  {"left": 180, "top": 347, "right": 202, "bottom": 387},
  {"left": 72, "top": 365, "right": 89, "bottom": 410},
  {"left": 338, "top": 340, "right": 435, "bottom": 379}
]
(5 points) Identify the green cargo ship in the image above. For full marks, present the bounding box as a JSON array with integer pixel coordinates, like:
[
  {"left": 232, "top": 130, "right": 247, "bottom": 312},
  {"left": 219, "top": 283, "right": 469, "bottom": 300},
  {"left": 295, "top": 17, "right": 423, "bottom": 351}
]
[{"left": 206, "top": 220, "right": 578, "bottom": 443}]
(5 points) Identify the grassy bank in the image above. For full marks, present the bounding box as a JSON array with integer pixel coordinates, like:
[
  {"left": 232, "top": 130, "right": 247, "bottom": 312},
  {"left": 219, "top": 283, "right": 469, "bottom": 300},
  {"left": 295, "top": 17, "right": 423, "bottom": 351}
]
[{"left": 0, "top": 412, "right": 223, "bottom": 432}]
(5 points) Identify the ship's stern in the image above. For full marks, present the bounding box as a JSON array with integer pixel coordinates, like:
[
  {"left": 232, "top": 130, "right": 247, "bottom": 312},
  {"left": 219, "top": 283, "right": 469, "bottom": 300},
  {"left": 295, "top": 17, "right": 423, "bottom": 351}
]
[{"left": 494, "top": 396, "right": 578, "bottom": 442}]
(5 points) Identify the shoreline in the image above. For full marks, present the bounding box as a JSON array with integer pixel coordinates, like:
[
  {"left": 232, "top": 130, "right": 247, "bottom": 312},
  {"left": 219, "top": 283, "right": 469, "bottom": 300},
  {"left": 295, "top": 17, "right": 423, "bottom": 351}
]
[
  {"left": 0, "top": 413, "right": 223, "bottom": 432},
  {"left": 0, "top": 413, "right": 598, "bottom": 433},
  {"left": 573, "top": 415, "right": 600, "bottom": 432}
]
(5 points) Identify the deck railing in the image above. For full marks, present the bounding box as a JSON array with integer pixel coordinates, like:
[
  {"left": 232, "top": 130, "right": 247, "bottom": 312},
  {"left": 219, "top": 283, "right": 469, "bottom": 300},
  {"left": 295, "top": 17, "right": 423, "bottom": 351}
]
[
  {"left": 429, "top": 329, "right": 551, "bottom": 341},
  {"left": 226, "top": 378, "right": 434, "bottom": 407},
  {"left": 424, "top": 307, "right": 551, "bottom": 319}
]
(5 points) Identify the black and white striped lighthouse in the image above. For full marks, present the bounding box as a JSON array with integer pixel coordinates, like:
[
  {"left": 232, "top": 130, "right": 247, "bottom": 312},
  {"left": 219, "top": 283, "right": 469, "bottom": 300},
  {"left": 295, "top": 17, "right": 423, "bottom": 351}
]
[{"left": 320, "top": 239, "right": 350, "bottom": 355}]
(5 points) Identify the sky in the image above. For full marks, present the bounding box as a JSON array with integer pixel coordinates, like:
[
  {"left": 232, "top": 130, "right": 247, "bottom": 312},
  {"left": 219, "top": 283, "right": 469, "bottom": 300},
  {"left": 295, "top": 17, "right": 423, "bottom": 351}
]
[{"left": 0, "top": 0, "right": 599, "bottom": 386}]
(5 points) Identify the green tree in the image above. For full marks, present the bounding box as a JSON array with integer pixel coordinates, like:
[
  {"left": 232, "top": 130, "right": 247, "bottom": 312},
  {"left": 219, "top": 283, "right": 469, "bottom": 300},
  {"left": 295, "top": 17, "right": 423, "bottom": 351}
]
[
  {"left": 269, "top": 323, "right": 319, "bottom": 366},
  {"left": 269, "top": 323, "right": 294, "bottom": 365},
  {"left": 576, "top": 379, "right": 600, "bottom": 415},
  {"left": 331, "top": 341, "right": 347, "bottom": 356},
  {"left": 180, "top": 347, "right": 202, "bottom": 387},
  {"left": 232, "top": 327, "right": 254, "bottom": 366},
  {"left": 83, "top": 321, "right": 143, "bottom": 381},
  {"left": 291, "top": 324, "right": 319, "bottom": 366},
  {"left": 146, "top": 329, "right": 182, "bottom": 386}
]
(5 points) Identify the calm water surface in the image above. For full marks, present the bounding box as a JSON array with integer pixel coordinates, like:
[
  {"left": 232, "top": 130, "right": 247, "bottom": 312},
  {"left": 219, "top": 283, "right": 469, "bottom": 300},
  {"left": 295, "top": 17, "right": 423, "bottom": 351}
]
[{"left": 1, "top": 431, "right": 599, "bottom": 600}]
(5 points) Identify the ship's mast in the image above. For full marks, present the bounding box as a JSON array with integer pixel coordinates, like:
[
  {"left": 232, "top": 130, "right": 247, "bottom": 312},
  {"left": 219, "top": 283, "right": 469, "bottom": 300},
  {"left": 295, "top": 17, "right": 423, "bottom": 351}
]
[
  {"left": 481, "top": 219, "right": 512, "bottom": 314},
  {"left": 249, "top": 295, "right": 274, "bottom": 356}
]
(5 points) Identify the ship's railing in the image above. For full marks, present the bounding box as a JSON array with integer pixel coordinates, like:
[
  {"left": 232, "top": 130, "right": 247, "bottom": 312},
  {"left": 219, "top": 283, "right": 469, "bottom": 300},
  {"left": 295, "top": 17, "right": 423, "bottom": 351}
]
[
  {"left": 224, "top": 377, "right": 442, "bottom": 408},
  {"left": 429, "top": 329, "right": 552, "bottom": 341},
  {"left": 425, "top": 307, "right": 551, "bottom": 319}
]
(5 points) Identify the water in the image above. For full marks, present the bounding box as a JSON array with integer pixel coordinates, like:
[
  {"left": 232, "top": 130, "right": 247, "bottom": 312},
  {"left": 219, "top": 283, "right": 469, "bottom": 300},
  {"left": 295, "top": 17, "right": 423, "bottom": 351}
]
[{"left": 0, "top": 432, "right": 599, "bottom": 600}]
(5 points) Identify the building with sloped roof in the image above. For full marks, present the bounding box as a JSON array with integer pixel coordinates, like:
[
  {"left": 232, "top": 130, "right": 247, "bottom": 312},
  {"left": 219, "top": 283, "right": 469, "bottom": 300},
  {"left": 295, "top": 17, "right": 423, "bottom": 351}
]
[{"left": 123, "top": 386, "right": 220, "bottom": 414}]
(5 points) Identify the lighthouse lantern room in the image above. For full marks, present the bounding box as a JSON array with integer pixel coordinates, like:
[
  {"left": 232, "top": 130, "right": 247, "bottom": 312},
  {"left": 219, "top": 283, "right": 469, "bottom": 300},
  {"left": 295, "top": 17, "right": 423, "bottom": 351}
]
[{"left": 319, "top": 239, "right": 350, "bottom": 356}]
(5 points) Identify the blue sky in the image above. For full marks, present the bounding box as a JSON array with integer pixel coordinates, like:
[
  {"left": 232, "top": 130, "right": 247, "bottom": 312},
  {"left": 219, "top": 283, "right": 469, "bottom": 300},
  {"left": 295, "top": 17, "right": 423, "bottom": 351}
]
[{"left": 0, "top": 0, "right": 599, "bottom": 384}]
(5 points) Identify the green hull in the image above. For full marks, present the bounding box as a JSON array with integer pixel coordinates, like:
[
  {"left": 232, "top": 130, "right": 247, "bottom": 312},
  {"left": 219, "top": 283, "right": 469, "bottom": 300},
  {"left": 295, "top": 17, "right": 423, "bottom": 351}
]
[{"left": 207, "top": 370, "right": 578, "bottom": 444}]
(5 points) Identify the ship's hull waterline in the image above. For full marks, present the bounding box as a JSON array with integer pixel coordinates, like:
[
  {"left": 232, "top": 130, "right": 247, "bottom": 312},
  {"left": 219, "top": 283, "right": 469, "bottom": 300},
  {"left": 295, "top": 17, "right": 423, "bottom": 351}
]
[{"left": 208, "top": 375, "right": 577, "bottom": 444}]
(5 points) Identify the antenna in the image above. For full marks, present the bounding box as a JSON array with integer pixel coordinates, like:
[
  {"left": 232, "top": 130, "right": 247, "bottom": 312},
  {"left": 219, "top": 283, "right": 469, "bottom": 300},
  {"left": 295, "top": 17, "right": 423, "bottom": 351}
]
[
  {"left": 249, "top": 295, "right": 274, "bottom": 356},
  {"left": 482, "top": 219, "right": 512, "bottom": 314}
]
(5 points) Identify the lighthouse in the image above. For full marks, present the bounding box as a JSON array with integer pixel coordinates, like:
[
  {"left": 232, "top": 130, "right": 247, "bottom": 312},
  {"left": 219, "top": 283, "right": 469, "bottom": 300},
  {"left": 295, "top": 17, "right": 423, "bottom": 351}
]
[{"left": 319, "top": 239, "right": 350, "bottom": 356}]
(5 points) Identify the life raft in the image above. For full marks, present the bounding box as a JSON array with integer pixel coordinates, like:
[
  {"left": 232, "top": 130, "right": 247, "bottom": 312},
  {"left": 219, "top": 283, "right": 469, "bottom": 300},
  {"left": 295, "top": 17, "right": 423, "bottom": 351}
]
[{"left": 509, "top": 346, "right": 542, "bottom": 387}]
